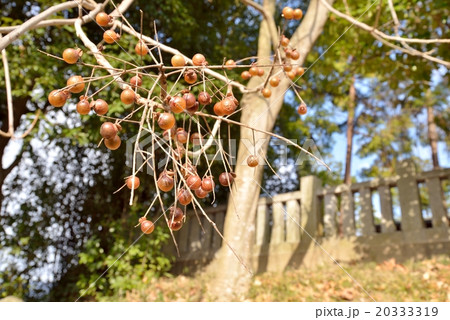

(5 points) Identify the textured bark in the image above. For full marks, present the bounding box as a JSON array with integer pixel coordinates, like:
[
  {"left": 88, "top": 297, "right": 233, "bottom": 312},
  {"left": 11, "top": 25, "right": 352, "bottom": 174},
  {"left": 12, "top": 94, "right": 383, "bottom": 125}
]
[
  {"left": 207, "top": 0, "right": 333, "bottom": 300},
  {"left": 344, "top": 76, "right": 356, "bottom": 185},
  {"left": 427, "top": 105, "right": 440, "bottom": 169}
]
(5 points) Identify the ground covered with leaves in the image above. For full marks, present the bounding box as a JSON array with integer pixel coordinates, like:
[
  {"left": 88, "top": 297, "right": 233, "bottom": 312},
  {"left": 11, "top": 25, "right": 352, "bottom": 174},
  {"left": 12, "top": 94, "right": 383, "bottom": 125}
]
[{"left": 120, "top": 256, "right": 450, "bottom": 302}]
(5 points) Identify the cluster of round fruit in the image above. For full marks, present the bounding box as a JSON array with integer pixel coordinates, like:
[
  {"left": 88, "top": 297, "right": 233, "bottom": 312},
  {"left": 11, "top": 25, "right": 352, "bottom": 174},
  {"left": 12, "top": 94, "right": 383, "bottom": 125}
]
[
  {"left": 124, "top": 163, "right": 235, "bottom": 202},
  {"left": 138, "top": 205, "right": 185, "bottom": 235},
  {"left": 123, "top": 162, "right": 236, "bottom": 233},
  {"left": 234, "top": 7, "right": 307, "bottom": 114},
  {"left": 281, "top": 6, "right": 303, "bottom": 20},
  {"left": 48, "top": 9, "right": 308, "bottom": 236}
]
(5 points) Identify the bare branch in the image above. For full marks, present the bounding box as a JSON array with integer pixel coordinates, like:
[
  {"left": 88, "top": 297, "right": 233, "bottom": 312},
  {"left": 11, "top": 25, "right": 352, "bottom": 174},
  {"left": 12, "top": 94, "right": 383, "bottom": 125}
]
[
  {"left": 16, "top": 110, "right": 42, "bottom": 139},
  {"left": 0, "top": 36, "right": 14, "bottom": 138},
  {"left": 319, "top": 0, "right": 450, "bottom": 45},
  {"left": 318, "top": 0, "right": 450, "bottom": 68},
  {"left": 0, "top": 2, "right": 106, "bottom": 34},
  {"left": 370, "top": 30, "right": 450, "bottom": 67},
  {"left": 0, "top": 1, "right": 82, "bottom": 51}
]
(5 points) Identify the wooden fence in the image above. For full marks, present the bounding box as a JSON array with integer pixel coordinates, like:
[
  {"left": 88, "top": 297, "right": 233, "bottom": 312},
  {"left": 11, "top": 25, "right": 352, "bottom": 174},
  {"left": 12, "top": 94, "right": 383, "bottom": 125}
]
[{"left": 172, "top": 160, "right": 450, "bottom": 273}]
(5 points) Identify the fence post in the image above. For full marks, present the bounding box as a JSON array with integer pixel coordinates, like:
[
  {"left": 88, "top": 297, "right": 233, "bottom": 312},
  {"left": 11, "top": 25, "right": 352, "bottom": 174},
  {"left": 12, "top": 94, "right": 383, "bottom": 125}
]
[
  {"left": 300, "top": 175, "right": 320, "bottom": 239},
  {"left": 378, "top": 185, "right": 396, "bottom": 233},
  {"left": 341, "top": 185, "right": 355, "bottom": 236},
  {"left": 256, "top": 198, "right": 269, "bottom": 245},
  {"left": 286, "top": 199, "right": 301, "bottom": 242},
  {"left": 324, "top": 193, "right": 338, "bottom": 237},
  {"left": 271, "top": 196, "right": 285, "bottom": 244},
  {"left": 360, "top": 187, "right": 375, "bottom": 235},
  {"left": 396, "top": 159, "right": 424, "bottom": 231},
  {"left": 426, "top": 177, "right": 448, "bottom": 228}
]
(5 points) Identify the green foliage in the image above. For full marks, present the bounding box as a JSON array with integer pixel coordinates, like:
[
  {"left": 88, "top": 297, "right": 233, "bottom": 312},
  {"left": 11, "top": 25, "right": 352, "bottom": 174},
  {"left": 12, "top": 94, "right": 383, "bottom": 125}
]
[{"left": 76, "top": 227, "right": 172, "bottom": 301}]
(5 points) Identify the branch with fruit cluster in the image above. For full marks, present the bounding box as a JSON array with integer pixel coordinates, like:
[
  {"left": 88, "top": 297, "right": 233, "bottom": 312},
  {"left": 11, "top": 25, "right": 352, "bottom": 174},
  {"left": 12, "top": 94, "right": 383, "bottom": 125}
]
[{"left": 1, "top": 0, "right": 324, "bottom": 268}]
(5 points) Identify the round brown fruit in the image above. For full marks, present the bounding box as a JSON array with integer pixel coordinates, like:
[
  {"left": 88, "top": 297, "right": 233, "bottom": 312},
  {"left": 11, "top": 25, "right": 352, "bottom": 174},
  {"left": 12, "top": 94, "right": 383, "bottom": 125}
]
[
  {"left": 157, "top": 112, "right": 175, "bottom": 130},
  {"left": 280, "top": 35, "right": 289, "bottom": 47},
  {"left": 186, "top": 102, "right": 199, "bottom": 114},
  {"left": 181, "top": 163, "right": 197, "bottom": 177},
  {"left": 296, "top": 67, "right": 305, "bottom": 77},
  {"left": 67, "top": 75, "right": 85, "bottom": 93},
  {"left": 249, "top": 66, "right": 259, "bottom": 76},
  {"left": 186, "top": 174, "right": 202, "bottom": 190},
  {"left": 130, "top": 75, "right": 142, "bottom": 87},
  {"left": 157, "top": 171, "right": 174, "bottom": 192},
  {"left": 163, "top": 128, "right": 175, "bottom": 141},
  {"left": 214, "top": 101, "right": 225, "bottom": 116},
  {"left": 201, "top": 176, "right": 215, "bottom": 192},
  {"left": 293, "top": 8, "right": 303, "bottom": 20},
  {"left": 285, "top": 48, "right": 292, "bottom": 59},
  {"left": 170, "top": 96, "right": 186, "bottom": 114},
  {"left": 225, "top": 59, "right": 236, "bottom": 70},
  {"left": 171, "top": 54, "right": 185, "bottom": 67},
  {"left": 135, "top": 42, "right": 148, "bottom": 56},
  {"left": 140, "top": 220, "right": 154, "bottom": 234},
  {"left": 48, "top": 90, "right": 67, "bottom": 107},
  {"left": 290, "top": 50, "right": 300, "bottom": 60},
  {"left": 195, "top": 187, "right": 209, "bottom": 199},
  {"left": 282, "top": 7, "right": 294, "bottom": 19},
  {"left": 100, "top": 122, "right": 118, "bottom": 139},
  {"left": 262, "top": 88, "right": 271, "bottom": 98},
  {"left": 92, "top": 99, "right": 109, "bottom": 115},
  {"left": 169, "top": 207, "right": 184, "bottom": 222},
  {"left": 247, "top": 155, "right": 259, "bottom": 167},
  {"left": 286, "top": 70, "right": 296, "bottom": 80},
  {"left": 96, "top": 12, "right": 111, "bottom": 26},
  {"left": 190, "top": 132, "right": 203, "bottom": 145},
  {"left": 258, "top": 68, "right": 265, "bottom": 77},
  {"left": 241, "top": 71, "right": 251, "bottom": 80},
  {"left": 219, "top": 172, "right": 235, "bottom": 187},
  {"left": 183, "top": 92, "right": 196, "bottom": 108},
  {"left": 126, "top": 176, "right": 140, "bottom": 190},
  {"left": 175, "top": 128, "right": 188, "bottom": 144},
  {"left": 76, "top": 99, "right": 90, "bottom": 115},
  {"left": 169, "top": 220, "right": 183, "bottom": 231},
  {"left": 184, "top": 70, "right": 197, "bottom": 84},
  {"left": 104, "top": 135, "right": 121, "bottom": 150},
  {"left": 192, "top": 53, "right": 206, "bottom": 66},
  {"left": 198, "top": 92, "right": 211, "bottom": 105},
  {"left": 284, "top": 64, "right": 293, "bottom": 72},
  {"left": 269, "top": 76, "right": 280, "bottom": 87},
  {"left": 221, "top": 97, "right": 236, "bottom": 116},
  {"left": 120, "top": 89, "right": 135, "bottom": 105},
  {"left": 103, "top": 30, "right": 119, "bottom": 44},
  {"left": 62, "top": 48, "right": 81, "bottom": 64},
  {"left": 297, "top": 103, "right": 307, "bottom": 115},
  {"left": 177, "top": 188, "right": 192, "bottom": 206}
]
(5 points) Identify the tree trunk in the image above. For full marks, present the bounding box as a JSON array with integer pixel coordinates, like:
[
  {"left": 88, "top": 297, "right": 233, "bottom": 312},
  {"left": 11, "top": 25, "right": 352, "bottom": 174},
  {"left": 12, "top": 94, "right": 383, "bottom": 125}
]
[
  {"left": 207, "top": 0, "right": 333, "bottom": 300},
  {"left": 344, "top": 76, "right": 356, "bottom": 185},
  {"left": 426, "top": 105, "right": 440, "bottom": 169}
]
